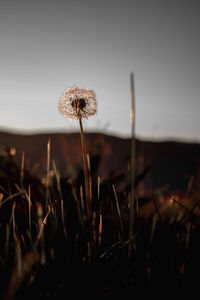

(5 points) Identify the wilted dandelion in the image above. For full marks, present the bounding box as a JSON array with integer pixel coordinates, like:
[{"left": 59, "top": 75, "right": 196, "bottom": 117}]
[{"left": 59, "top": 86, "right": 97, "bottom": 228}]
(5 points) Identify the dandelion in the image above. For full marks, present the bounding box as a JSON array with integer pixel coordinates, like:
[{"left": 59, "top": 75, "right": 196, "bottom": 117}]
[
  {"left": 59, "top": 86, "right": 97, "bottom": 227},
  {"left": 59, "top": 87, "right": 96, "bottom": 120}
]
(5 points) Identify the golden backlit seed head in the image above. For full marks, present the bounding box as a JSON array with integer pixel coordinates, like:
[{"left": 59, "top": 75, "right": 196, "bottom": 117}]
[{"left": 59, "top": 86, "right": 97, "bottom": 119}]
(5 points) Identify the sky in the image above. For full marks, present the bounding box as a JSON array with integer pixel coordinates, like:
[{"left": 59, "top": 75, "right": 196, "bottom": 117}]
[{"left": 0, "top": 0, "right": 200, "bottom": 141}]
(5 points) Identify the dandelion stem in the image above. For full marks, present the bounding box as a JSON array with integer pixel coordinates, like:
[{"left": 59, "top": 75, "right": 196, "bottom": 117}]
[{"left": 79, "top": 117, "right": 91, "bottom": 222}]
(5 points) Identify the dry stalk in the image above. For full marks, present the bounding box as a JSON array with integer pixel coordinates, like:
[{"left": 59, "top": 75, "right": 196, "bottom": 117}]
[
  {"left": 128, "top": 72, "right": 136, "bottom": 257},
  {"left": 112, "top": 184, "right": 124, "bottom": 236},
  {"left": 20, "top": 151, "right": 25, "bottom": 189},
  {"left": 46, "top": 139, "right": 51, "bottom": 211}
]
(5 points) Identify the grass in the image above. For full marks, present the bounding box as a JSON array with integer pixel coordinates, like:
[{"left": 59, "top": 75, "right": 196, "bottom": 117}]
[{"left": 0, "top": 136, "right": 200, "bottom": 299}]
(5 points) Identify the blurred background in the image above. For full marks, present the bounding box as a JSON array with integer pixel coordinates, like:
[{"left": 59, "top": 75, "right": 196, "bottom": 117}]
[{"left": 0, "top": 0, "right": 199, "bottom": 142}]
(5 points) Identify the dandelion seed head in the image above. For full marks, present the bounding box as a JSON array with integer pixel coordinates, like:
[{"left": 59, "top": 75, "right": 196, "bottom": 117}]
[{"left": 59, "top": 86, "right": 97, "bottom": 119}]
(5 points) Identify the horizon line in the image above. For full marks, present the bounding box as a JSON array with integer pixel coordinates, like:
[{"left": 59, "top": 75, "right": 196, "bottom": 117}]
[{"left": 0, "top": 126, "right": 200, "bottom": 145}]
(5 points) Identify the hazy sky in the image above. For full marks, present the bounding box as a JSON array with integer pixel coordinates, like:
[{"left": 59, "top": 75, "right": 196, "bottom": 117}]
[{"left": 0, "top": 0, "right": 200, "bottom": 141}]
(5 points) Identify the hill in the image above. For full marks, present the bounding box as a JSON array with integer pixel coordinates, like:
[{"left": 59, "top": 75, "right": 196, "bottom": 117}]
[{"left": 0, "top": 131, "right": 200, "bottom": 196}]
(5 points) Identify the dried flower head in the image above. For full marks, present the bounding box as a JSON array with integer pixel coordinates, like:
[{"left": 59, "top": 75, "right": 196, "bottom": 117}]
[{"left": 59, "top": 86, "right": 97, "bottom": 119}]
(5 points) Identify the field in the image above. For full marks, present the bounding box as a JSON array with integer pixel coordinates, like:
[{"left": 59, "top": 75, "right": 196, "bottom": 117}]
[{"left": 0, "top": 132, "right": 200, "bottom": 299}]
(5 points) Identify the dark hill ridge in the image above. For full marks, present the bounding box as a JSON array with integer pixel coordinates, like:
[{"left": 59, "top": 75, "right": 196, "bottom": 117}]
[{"left": 0, "top": 131, "right": 200, "bottom": 195}]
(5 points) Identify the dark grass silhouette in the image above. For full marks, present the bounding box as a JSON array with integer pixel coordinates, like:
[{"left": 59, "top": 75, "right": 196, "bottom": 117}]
[{"left": 0, "top": 139, "right": 200, "bottom": 299}]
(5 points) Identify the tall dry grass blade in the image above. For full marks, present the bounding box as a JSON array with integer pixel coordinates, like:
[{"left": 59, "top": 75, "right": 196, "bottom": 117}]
[
  {"left": 14, "top": 234, "right": 22, "bottom": 278},
  {"left": 52, "top": 159, "right": 62, "bottom": 197},
  {"left": 128, "top": 72, "right": 136, "bottom": 258},
  {"left": 182, "top": 197, "right": 200, "bottom": 223},
  {"left": 61, "top": 199, "right": 67, "bottom": 238},
  {"left": 152, "top": 196, "right": 162, "bottom": 222},
  {"left": 87, "top": 241, "right": 92, "bottom": 263},
  {"left": 20, "top": 151, "right": 25, "bottom": 189},
  {"left": 36, "top": 202, "right": 46, "bottom": 265},
  {"left": 185, "top": 175, "right": 194, "bottom": 197},
  {"left": 98, "top": 213, "right": 102, "bottom": 250},
  {"left": 15, "top": 183, "right": 33, "bottom": 213},
  {"left": 100, "top": 241, "right": 121, "bottom": 259},
  {"left": 10, "top": 201, "right": 16, "bottom": 236},
  {"left": 28, "top": 186, "right": 32, "bottom": 238},
  {"left": 87, "top": 153, "right": 92, "bottom": 202},
  {"left": 21, "top": 235, "right": 27, "bottom": 252},
  {"left": 39, "top": 205, "right": 51, "bottom": 265},
  {"left": 150, "top": 214, "right": 158, "bottom": 243},
  {"left": 112, "top": 184, "right": 124, "bottom": 236},
  {"left": 36, "top": 203, "right": 43, "bottom": 237},
  {"left": 0, "top": 192, "right": 4, "bottom": 207},
  {"left": 169, "top": 195, "right": 200, "bottom": 222},
  {"left": 0, "top": 191, "right": 24, "bottom": 206},
  {"left": 188, "top": 197, "right": 200, "bottom": 216},
  {"left": 68, "top": 179, "right": 84, "bottom": 228},
  {"left": 123, "top": 234, "right": 137, "bottom": 247},
  {"left": 46, "top": 139, "right": 51, "bottom": 211},
  {"left": 92, "top": 211, "right": 97, "bottom": 248},
  {"left": 80, "top": 185, "right": 85, "bottom": 214},
  {"left": 52, "top": 160, "right": 67, "bottom": 237},
  {"left": 60, "top": 198, "right": 64, "bottom": 224},
  {"left": 97, "top": 176, "right": 101, "bottom": 202},
  {"left": 52, "top": 160, "right": 63, "bottom": 203},
  {"left": 169, "top": 195, "right": 190, "bottom": 212},
  {"left": 185, "top": 222, "right": 191, "bottom": 251},
  {"left": 0, "top": 184, "right": 7, "bottom": 194},
  {"left": 37, "top": 205, "right": 51, "bottom": 241}
]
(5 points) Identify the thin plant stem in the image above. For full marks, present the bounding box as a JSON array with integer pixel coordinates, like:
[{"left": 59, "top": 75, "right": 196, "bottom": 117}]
[
  {"left": 87, "top": 154, "right": 92, "bottom": 202},
  {"left": 80, "top": 185, "right": 85, "bottom": 216},
  {"left": 69, "top": 179, "right": 84, "bottom": 228},
  {"left": 11, "top": 201, "right": 16, "bottom": 237},
  {"left": 52, "top": 160, "right": 67, "bottom": 237},
  {"left": 98, "top": 213, "right": 102, "bottom": 250},
  {"left": 79, "top": 117, "right": 91, "bottom": 222},
  {"left": 28, "top": 186, "right": 32, "bottom": 239},
  {"left": 112, "top": 184, "right": 124, "bottom": 237},
  {"left": 1, "top": 192, "right": 24, "bottom": 206},
  {"left": 97, "top": 176, "right": 101, "bottom": 202},
  {"left": 46, "top": 139, "right": 51, "bottom": 211},
  {"left": 128, "top": 72, "right": 136, "bottom": 258},
  {"left": 37, "top": 206, "right": 51, "bottom": 242},
  {"left": 36, "top": 204, "right": 51, "bottom": 265},
  {"left": 20, "top": 151, "right": 25, "bottom": 189},
  {"left": 14, "top": 234, "right": 22, "bottom": 277}
]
